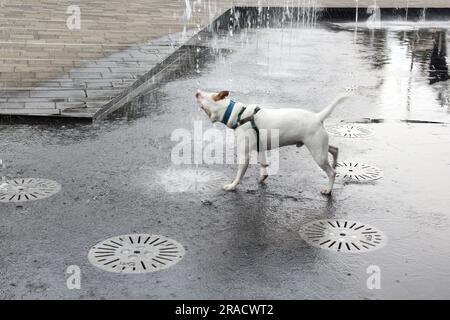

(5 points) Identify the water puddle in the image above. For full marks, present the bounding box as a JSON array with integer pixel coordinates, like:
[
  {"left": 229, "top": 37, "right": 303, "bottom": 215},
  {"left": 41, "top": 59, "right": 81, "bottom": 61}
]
[{"left": 159, "top": 167, "right": 227, "bottom": 193}]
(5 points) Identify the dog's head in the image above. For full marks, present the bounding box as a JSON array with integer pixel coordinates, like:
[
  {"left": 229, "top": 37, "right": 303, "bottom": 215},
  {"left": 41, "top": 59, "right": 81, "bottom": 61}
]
[{"left": 195, "top": 90, "right": 230, "bottom": 122}]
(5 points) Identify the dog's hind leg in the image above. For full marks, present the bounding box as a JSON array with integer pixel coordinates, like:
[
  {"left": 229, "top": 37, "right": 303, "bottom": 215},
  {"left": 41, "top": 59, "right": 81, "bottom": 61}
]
[
  {"left": 258, "top": 151, "right": 269, "bottom": 184},
  {"left": 316, "top": 155, "right": 336, "bottom": 195},
  {"left": 306, "top": 133, "right": 336, "bottom": 195},
  {"left": 328, "top": 145, "right": 339, "bottom": 169}
]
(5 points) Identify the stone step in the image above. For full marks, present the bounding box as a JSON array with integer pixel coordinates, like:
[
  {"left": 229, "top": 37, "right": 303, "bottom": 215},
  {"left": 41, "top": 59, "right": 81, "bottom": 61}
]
[{"left": 0, "top": 108, "right": 60, "bottom": 115}]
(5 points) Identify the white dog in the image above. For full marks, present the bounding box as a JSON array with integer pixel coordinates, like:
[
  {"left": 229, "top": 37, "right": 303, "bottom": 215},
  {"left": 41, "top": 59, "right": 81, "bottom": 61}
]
[{"left": 195, "top": 90, "right": 348, "bottom": 195}]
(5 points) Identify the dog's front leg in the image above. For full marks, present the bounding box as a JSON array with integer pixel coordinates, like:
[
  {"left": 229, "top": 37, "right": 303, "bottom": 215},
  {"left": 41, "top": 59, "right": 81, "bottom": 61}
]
[
  {"left": 223, "top": 131, "right": 252, "bottom": 191},
  {"left": 223, "top": 157, "right": 249, "bottom": 191}
]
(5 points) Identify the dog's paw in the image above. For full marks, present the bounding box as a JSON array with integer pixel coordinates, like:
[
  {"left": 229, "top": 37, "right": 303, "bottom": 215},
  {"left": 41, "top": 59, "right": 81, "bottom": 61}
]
[
  {"left": 223, "top": 183, "right": 236, "bottom": 191},
  {"left": 321, "top": 188, "right": 332, "bottom": 195}
]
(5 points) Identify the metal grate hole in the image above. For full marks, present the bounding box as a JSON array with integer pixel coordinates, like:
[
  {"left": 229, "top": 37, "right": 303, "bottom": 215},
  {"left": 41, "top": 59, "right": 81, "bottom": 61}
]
[
  {"left": 327, "top": 124, "right": 374, "bottom": 138},
  {"left": 88, "top": 234, "right": 185, "bottom": 274},
  {"left": 0, "top": 178, "right": 61, "bottom": 203},
  {"left": 160, "top": 168, "right": 227, "bottom": 193},
  {"left": 299, "top": 219, "right": 387, "bottom": 253},
  {"left": 336, "top": 161, "right": 383, "bottom": 182}
]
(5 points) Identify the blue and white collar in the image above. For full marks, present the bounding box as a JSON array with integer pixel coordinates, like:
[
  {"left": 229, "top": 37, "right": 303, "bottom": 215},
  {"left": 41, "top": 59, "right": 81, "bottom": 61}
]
[{"left": 221, "top": 100, "right": 235, "bottom": 125}]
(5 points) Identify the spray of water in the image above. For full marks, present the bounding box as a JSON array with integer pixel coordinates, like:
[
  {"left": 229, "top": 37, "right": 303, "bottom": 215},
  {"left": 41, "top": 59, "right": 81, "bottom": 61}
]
[
  {"left": 406, "top": 0, "right": 409, "bottom": 21},
  {"left": 421, "top": 8, "right": 427, "bottom": 22},
  {"left": 299, "top": 0, "right": 320, "bottom": 28}
]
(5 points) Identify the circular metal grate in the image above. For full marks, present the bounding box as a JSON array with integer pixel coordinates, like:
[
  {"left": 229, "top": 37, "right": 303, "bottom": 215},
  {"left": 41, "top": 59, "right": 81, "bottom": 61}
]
[
  {"left": 160, "top": 168, "right": 227, "bottom": 193},
  {"left": 88, "top": 234, "right": 185, "bottom": 274},
  {"left": 336, "top": 161, "right": 383, "bottom": 182},
  {"left": 299, "top": 219, "right": 387, "bottom": 253},
  {"left": 327, "top": 124, "right": 374, "bottom": 138},
  {"left": 0, "top": 178, "right": 61, "bottom": 203}
]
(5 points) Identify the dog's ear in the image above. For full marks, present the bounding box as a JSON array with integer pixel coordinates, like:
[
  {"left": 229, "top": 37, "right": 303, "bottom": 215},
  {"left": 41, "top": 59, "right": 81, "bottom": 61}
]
[{"left": 213, "top": 90, "right": 229, "bottom": 101}]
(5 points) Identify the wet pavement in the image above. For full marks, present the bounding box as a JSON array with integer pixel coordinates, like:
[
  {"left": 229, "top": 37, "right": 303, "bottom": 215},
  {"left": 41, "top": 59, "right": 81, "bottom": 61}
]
[{"left": 1, "top": 22, "right": 450, "bottom": 299}]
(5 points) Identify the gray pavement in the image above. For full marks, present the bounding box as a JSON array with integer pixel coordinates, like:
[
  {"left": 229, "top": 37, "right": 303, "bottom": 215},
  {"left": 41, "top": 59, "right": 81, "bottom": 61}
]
[{"left": 1, "top": 22, "right": 450, "bottom": 299}]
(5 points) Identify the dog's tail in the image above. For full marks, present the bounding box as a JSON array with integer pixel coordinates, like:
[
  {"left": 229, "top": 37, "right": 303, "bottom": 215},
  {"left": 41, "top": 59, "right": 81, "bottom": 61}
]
[{"left": 317, "top": 94, "right": 348, "bottom": 122}]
